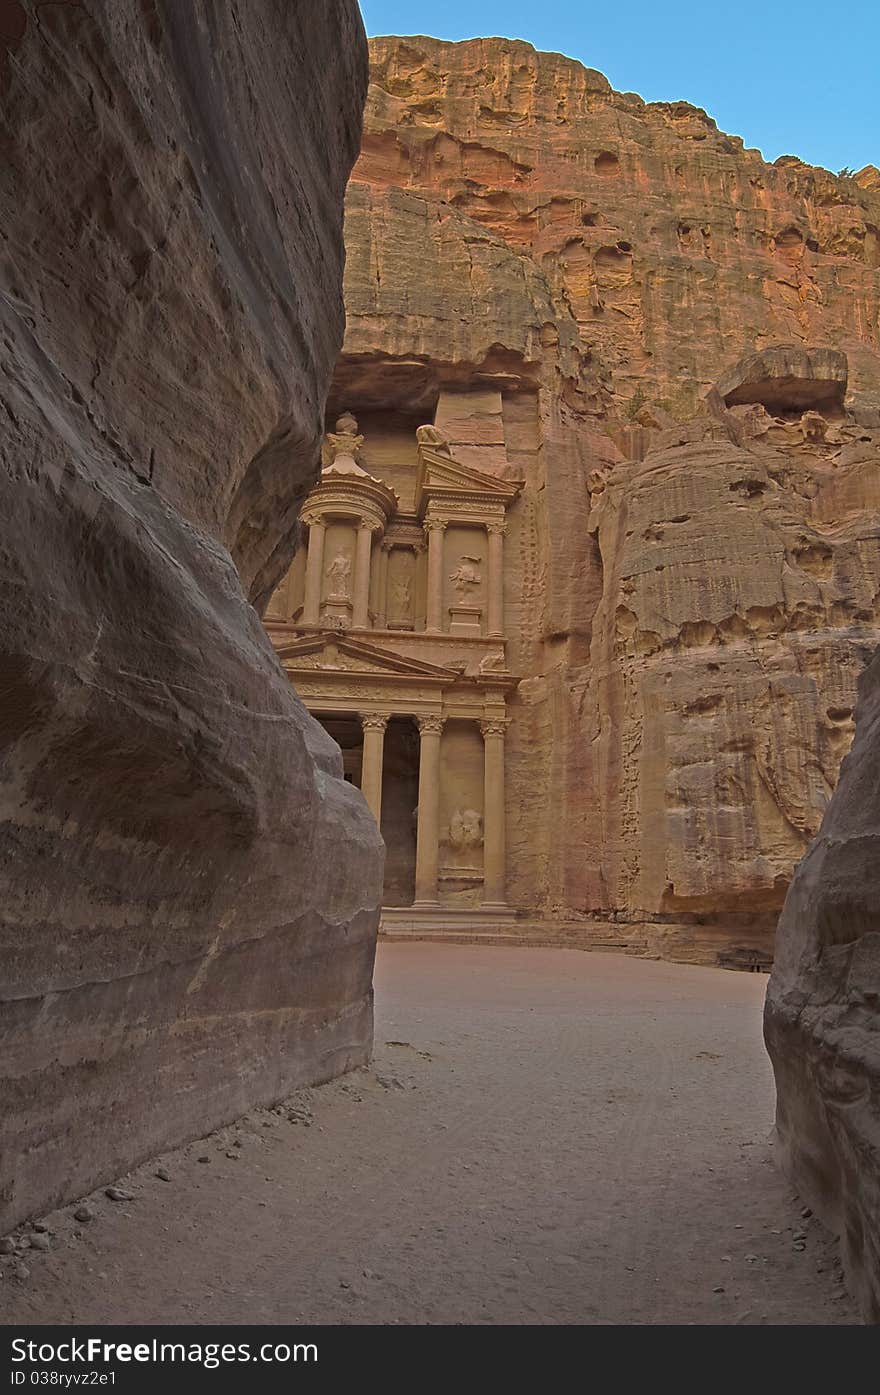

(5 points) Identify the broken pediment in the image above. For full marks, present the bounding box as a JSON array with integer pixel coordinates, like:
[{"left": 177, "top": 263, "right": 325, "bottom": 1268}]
[{"left": 415, "top": 446, "right": 522, "bottom": 512}]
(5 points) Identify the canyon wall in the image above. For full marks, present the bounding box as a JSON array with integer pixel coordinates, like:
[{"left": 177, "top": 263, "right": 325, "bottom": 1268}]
[
  {"left": 0, "top": 0, "right": 381, "bottom": 1232},
  {"left": 336, "top": 35, "right": 880, "bottom": 960}
]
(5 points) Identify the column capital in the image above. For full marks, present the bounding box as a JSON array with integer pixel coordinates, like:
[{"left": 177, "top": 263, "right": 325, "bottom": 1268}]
[
  {"left": 423, "top": 517, "right": 447, "bottom": 535},
  {"left": 380, "top": 537, "right": 395, "bottom": 554},
  {"left": 480, "top": 717, "right": 508, "bottom": 738},
  {"left": 417, "top": 713, "right": 446, "bottom": 736},
  {"left": 360, "top": 712, "right": 390, "bottom": 733},
  {"left": 485, "top": 519, "right": 508, "bottom": 537}
]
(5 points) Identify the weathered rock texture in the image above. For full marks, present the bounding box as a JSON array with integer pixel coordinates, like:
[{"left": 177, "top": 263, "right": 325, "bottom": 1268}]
[
  {"left": 765, "top": 645, "right": 880, "bottom": 1318},
  {"left": 0, "top": 1, "right": 381, "bottom": 1233},
  {"left": 335, "top": 35, "right": 880, "bottom": 962}
]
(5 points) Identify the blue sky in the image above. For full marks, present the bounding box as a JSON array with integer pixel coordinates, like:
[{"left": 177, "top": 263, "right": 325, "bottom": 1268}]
[{"left": 360, "top": 1, "right": 879, "bottom": 175}]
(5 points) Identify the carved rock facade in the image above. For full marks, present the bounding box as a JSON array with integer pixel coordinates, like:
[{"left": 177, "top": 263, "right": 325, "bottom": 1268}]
[
  {"left": 0, "top": 0, "right": 380, "bottom": 1232},
  {"left": 277, "top": 35, "right": 880, "bottom": 965}
]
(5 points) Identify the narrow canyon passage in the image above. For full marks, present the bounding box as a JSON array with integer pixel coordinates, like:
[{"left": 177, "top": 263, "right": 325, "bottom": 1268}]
[{"left": 1, "top": 946, "right": 857, "bottom": 1325}]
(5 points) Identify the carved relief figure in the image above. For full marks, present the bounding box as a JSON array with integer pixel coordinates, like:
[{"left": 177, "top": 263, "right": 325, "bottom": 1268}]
[
  {"left": 416, "top": 423, "right": 452, "bottom": 456},
  {"left": 325, "top": 551, "right": 352, "bottom": 599},
  {"left": 447, "top": 808, "right": 483, "bottom": 850},
  {"left": 391, "top": 576, "right": 412, "bottom": 613},
  {"left": 449, "top": 555, "right": 482, "bottom": 599}
]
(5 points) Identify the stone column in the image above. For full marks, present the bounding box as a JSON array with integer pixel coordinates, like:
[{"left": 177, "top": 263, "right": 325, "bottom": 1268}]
[
  {"left": 376, "top": 541, "right": 392, "bottom": 629},
  {"left": 352, "top": 522, "right": 373, "bottom": 630},
  {"left": 360, "top": 713, "right": 389, "bottom": 826},
  {"left": 424, "top": 519, "right": 446, "bottom": 633},
  {"left": 481, "top": 717, "right": 508, "bottom": 908},
  {"left": 413, "top": 713, "right": 445, "bottom": 906},
  {"left": 302, "top": 517, "right": 326, "bottom": 625},
  {"left": 486, "top": 521, "right": 507, "bottom": 638}
]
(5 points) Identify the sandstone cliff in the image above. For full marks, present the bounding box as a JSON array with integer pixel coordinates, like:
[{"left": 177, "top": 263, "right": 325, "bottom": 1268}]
[
  {"left": 0, "top": 0, "right": 381, "bottom": 1232},
  {"left": 337, "top": 35, "right": 880, "bottom": 960}
]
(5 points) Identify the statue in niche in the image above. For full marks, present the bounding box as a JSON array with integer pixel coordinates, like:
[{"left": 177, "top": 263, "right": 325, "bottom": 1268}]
[
  {"left": 449, "top": 555, "right": 482, "bottom": 600},
  {"left": 391, "top": 575, "right": 412, "bottom": 614},
  {"left": 325, "top": 551, "right": 352, "bottom": 599},
  {"left": 324, "top": 411, "right": 365, "bottom": 468},
  {"left": 416, "top": 423, "right": 452, "bottom": 456},
  {"left": 447, "top": 808, "right": 483, "bottom": 851}
]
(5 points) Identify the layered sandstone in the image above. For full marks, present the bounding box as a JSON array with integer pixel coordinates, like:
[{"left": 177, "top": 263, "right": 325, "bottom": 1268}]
[
  {"left": 335, "top": 35, "right": 880, "bottom": 960},
  {"left": 0, "top": 0, "right": 381, "bottom": 1232}
]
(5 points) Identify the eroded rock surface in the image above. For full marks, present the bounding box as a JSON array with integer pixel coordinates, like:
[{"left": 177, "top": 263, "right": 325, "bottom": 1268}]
[
  {"left": 765, "top": 647, "right": 880, "bottom": 1320},
  {"left": 333, "top": 36, "right": 880, "bottom": 961},
  {"left": 0, "top": 0, "right": 381, "bottom": 1232}
]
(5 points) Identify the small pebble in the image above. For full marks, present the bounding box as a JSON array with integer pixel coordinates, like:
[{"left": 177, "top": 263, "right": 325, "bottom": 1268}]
[
  {"left": 713, "top": 1285, "right": 725, "bottom": 1294},
  {"left": 745, "top": 1254, "right": 758, "bottom": 1263},
  {"left": 793, "top": 1242, "right": 806, "bottom": 1252},
  {"left": 0, "top": 1238, "right": 16, "bottom": 1256},
  {"left": 155, "top": 1168, "right": 171, "bottom": 1183},
  {"left": 105, "top": 1187, "right": 134, "bottom": 1203},
  {"left": 226, "top": 1152, "right": 239, "bottom": 1160},
  {"left": 74, "top": 1205, "right": 95, "bottom": 1224},
  {"left": 32, "top": 1222, "right": 48, "bottom": 1234},
  {"left": 801, "top": 1207, "right": 813, "bottom": 1220},
  {"left": 339, "top": 1280, "right": 350, "bottom": 1290},
  {"left": 18, "top": 1236, "right": 31, "bottom": 1250},
  {"left": 197, "top": 1156, "right": 210, "bottom": 1164},
  {"left": 29, "top": 1234, "right": 50, "bottom": 1252}
]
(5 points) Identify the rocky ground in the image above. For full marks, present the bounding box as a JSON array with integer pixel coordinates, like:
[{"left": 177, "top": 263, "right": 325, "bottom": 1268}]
[{"left": 0, "top": 944, "right": 858, "bottom": 1325}]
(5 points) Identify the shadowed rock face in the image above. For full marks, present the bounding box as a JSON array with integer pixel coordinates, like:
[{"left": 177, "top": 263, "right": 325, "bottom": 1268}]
[
  {"left": 0, "top": 0, "right": 381, "bottom": 1231},
  {"left": 766, "top": 652, "right": 880, "bottom": 1319}
]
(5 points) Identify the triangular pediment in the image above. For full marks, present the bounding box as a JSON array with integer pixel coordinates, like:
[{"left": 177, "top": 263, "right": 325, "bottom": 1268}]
[
  {"left": 416, "top": 447, "right": 522, "bottom": 507},
  {"left": 274, "top": 630, "right": 460, "bottom": 681}
]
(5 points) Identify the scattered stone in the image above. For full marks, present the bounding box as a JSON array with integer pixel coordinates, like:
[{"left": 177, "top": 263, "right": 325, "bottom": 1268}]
[
  {"left": 226, "top": 1152, "right": 239, "bottom": 1160},
  {"left": 29, "top": 1234, "right": 50, "bottom": 1252},
  {"left": 793, "top": 1242, "right": 806, "bottom": 1252},
  {"left": 713, "top": 1285, "right": 725, "bottom": 1293},
  {"left": 376, "top": 1076, "right": 405, "bottom": 1091},
  {"left": 801, "top": 1207, "right": 813, "bottom": 1219},
  {"left": 197, "top": 1156, "right": 210, "bottom": 1164},
  {"left": 792, "top": 1229, "right": 807, "bottom": 1241},
  {"left": 155, "top": 1168, "right": 171, "bottom": 1182},
  {"left": 105, "top": 1186, "right": 134, "bottom": 1202},
  {"left": 744, "top": 1254, "right": 758, "bottom": 1263},
  {"left": 12, "top": 1262, "right": 30, "bottom": 1282},
  {"left": 287, "top": 1106, "right": 313, "bottom": 1127},
  {"left": 32, "top": 1222, "right": 48, "bottom": 1234},
  {"left": 339, "top": 1280, "right": 351, "bottom": 1289},
  {"left": 0, "top": 1238, "right": 16, "bottom": 1255},
  {"left": 74, "top": 1205, "right": 95, "bottom": 1224},
  {"left": 17, "top": 1236, "right": 30, "bottom": 1249}
]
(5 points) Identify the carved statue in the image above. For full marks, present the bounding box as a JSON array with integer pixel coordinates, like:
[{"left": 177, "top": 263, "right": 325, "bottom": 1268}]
[
  {"left": 416, "top": 423, "right": 452, "bottom": 455},
  {"left": 391, "top": 576, "right": 411, "bottom": 612},
  {"left": 324, "top": 411, "right": 365, "bottom": 467},
  {"left": 447, "top": 808, "right": 483, "bottom": 850},
  {"left": 449, "top": 555, "right": 482, "bottom": 599},
  {"left": 325, "top": 551, "right": 352, "bottom": 599}
]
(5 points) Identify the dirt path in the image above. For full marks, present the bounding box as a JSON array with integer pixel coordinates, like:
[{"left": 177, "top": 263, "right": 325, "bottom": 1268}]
[{"left": 0, "top": 944, "right": 858, "bottom": 1325}]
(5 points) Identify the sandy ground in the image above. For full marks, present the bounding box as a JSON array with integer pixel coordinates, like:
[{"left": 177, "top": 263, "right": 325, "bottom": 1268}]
[{"left": 0, "top": 944, "right": 859, "bottom": 1325}]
